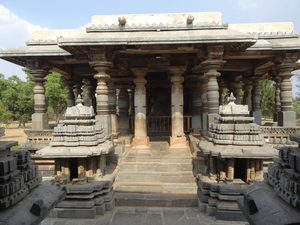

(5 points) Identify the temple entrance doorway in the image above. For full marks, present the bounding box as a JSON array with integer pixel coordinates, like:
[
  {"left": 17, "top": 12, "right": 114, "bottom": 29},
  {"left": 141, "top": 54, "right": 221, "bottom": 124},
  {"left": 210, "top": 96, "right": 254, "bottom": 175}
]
[
  {"left": 147, "top": 86, "right": 172, "bottom": 135},
  {"left": 234, "top": 158, "right": 247, "bottom": 182}
]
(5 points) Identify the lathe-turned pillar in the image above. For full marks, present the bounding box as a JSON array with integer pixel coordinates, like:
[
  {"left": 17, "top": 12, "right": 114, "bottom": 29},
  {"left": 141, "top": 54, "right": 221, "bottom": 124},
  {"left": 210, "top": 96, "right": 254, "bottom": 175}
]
[
  {"left": 89, "top": 60, "right": 113, "bottom": 136},
  {"left": 132, "top": 68, "right": 149, "bottom": 147},
  {"left": 26, "top": 59, "right": 50, "bottom": 130},
  {"left": 169, "top": 66, "right": 186, "bottom": 147}
]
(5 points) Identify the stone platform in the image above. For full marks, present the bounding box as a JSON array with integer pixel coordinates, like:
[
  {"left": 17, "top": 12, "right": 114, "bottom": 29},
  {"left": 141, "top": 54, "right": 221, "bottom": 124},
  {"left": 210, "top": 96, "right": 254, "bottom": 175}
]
[{"left": 41, "top": 206, "right": 248, "bottom": 225}]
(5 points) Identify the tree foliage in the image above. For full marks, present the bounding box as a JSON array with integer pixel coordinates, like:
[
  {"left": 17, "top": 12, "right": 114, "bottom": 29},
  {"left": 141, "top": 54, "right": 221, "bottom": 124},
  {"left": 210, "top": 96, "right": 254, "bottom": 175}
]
[
  {"left": 0, "top": 73, "right": 34, "bottom": 127},
  {"left": 0, "top": 70, "right": 67, "bottom": 126},
  {"left": 44, "top": 72, "right": 67, "bottom": 123},
  {"left": 260, "top": 79, "right": 275, "bottom": 118},
  {"left": 293, "top": 97, "right": 300, "bottom": 119}
]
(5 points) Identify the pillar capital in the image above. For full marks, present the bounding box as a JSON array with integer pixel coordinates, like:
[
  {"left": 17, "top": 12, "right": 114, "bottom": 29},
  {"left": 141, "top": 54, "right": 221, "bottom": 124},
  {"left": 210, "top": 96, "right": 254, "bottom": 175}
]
[
  {"left": 131, "top": 67, "right": 149, "bottom": 77},
  {"left": 168, "top": 66, "right": 186, "bottom": 76},
  {"left": 90, "top": 60, "right": 113, "bottom": 74}
]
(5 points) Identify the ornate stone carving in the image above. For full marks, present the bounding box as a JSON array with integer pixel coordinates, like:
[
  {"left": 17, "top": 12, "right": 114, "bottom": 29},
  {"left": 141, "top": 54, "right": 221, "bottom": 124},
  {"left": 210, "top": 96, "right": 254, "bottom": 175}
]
[{"left": 90, "top": 61, "right": 113, "bottom": 115}]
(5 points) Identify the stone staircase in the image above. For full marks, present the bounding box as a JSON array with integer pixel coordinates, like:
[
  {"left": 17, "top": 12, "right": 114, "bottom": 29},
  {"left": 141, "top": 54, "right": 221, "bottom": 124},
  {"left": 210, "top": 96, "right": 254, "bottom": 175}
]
[{"left": 113, "top": 139, "right": 198, "bottom": 208}]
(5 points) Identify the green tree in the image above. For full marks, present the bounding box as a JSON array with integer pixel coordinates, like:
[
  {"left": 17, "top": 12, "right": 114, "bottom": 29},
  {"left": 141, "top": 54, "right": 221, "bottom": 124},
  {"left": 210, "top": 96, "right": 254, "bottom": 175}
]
[
  {"left": 260, "top": 79, "right": 275, "bottom": 119},
  {"left": 293, "top": 97, "right": 300, "bottom": 119},
  {"left": 44, "top": 72, "right": 67, "bottom": 123},
  {"left": 1, "top": 74, "right": 34, "bottom": 127}
]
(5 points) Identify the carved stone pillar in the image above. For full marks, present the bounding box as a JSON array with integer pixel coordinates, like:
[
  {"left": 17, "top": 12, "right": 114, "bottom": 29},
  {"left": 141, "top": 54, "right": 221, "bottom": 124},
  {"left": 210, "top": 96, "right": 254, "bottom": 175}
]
[
  {"left": 278, "top": 64, "right": 296, "bottom": 126},
  {"left": 108, "top": 80, "right": 118, "bottom": 137},
  {"left": 199, "top": 76, "right": 208, "bottom": 136},
  {"left": 64, "top": 78, "right": 75, "bottom": 107},
  {"left": 201, "top": 45, "right": 225, "bottom": 129},
  {"left": 73, "top": 79, "right": 83, "bottom": 100},
  {"left": 184, "top": 84, "right": 193, "bottom": 115},
  {"left": 227, "top": 158, "right": 234, "bottom": 180},
  {"left": 232, "top": 81, "right": 242, "bottom": 104},
  {"left": 273, "top": 77, "right": 281, "bottom": 122},
  {"left": 117, "top": 84, "right": 131, "bottom": 135},
  {"left": 132, "top": 68, "right": 149, "bottom": 147},
  {"left": 169, "top": 66, "right": 186, "bottom": 147},
  {"left": 218, "top": 80, "right": 227, "bottom": 106},
  {"left": 250, "top": 76, "right": 262, "bottom": 125},
  {"left": 89, "top": 60, "right": 113, "bottom": 136},
  {"left": 191, "top": 76, "right": 201, "bottom": 135},
  {"left": 27, "top": 61, "right": 50, "bottom": 130},
  {"left": 83, "top": 79, "right": 93, "bottom": 107},
  {"left": 242, "top": 78, "right": 252, "bottom": 110}
]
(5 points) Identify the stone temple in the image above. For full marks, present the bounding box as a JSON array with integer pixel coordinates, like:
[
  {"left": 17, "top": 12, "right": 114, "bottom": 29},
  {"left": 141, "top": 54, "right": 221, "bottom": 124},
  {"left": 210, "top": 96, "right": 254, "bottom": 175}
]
[{"left": 0, "top": 11, "right": 300, "bottom": 224}]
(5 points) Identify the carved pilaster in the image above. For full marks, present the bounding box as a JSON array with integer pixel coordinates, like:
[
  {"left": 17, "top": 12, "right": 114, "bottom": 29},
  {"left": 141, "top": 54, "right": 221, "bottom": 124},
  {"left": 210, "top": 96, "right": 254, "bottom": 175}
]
[
  {"left": 169, "top": 66, "right": 186, "bottom": 147},
  {"left": 132, "top": 68, "right": 149, "bottom": 147}
]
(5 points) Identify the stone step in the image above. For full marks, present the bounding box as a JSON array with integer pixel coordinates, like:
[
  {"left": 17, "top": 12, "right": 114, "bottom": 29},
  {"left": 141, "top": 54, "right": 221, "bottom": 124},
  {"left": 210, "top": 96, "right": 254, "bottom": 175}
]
[
  {"left": 116, "top": 171, "right": 195, "bottom": 183},
  {"left": 113, "top": 182, "right": 197, "bottom": 194},
  {"left": 115, "top": 192, "right": 198, "bottom": 208},
  {"left": 120, "top": 155, "right": 192, "bottom": 163},
  {"left": 117, "top": 162, "right": 193, "bottom": 172}
]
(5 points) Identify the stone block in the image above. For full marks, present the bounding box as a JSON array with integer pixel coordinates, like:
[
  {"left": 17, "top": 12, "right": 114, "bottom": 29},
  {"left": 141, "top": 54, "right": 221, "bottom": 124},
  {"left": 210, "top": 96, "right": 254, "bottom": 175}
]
[
  {"left": 105, "top": 199, "right": 115, "bottom": 211},
  {"left": 278, "top": 111, "right": 296, "bottom": 127},
  {"left": 95, "top": 205, "right": 105, "bottom": 215},
  {"left": 32, "top": 113, "right": 49, "bottom": 130},
  {"left": 206, "top": 205, "right": 216, "bottom": 216},
  {"left": 56, "top": 208, "right": 96, "bottom": 218},
  {"left": 251, "top": 110, "right": 262, "bottom": 125},
  {"left": 243, "top": 194, "right": 258, "bottom": 215},
  {"left": 0, "top": 156, "right": 17, "bottom": 176},
  {"left": 132, "top": 136, "right": 150, "bottom": 148},
  {"left": 198, "top": 202, "right": 207, "bottom": 213},
  {"left": 215, "top": 209, "right": 246, "bottom": 221}
]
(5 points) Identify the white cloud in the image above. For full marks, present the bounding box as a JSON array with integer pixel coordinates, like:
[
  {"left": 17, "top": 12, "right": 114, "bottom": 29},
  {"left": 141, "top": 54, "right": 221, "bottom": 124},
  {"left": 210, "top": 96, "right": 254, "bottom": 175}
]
[
  {"left": 0, "top": 5, "right": 48, "bottom": 80},
  {"left": 0, "top": 5, "right": 48, "bottom": 49},
  {"left": 79, "top": 22, "right": 92, "bottom": 29}
]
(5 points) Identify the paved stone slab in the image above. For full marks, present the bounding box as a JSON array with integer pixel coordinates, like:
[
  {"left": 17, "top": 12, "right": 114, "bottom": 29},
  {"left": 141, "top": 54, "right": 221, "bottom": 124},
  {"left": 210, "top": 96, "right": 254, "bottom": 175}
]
[{"left": 42, "top": 207, "right": 249, "bottom": 225}]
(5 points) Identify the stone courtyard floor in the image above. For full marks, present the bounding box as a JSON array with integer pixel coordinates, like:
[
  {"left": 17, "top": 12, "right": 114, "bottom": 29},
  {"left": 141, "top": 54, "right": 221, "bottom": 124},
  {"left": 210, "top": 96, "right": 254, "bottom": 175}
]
[{"left": 41, "top": 207, "right": 248, "bottom": 225}]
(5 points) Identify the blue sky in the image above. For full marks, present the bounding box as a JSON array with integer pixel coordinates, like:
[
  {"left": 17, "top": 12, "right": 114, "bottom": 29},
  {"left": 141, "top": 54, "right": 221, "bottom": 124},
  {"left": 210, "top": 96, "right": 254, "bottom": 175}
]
[{"left": 0, "top": 0, "right": 300, "bottom": 94}]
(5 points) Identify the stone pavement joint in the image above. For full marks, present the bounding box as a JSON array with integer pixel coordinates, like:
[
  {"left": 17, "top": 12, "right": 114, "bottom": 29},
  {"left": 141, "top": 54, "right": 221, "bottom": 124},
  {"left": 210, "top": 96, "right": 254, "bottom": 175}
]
[{"left": 42, "top": 207, "right": 249, "bottom": 225}]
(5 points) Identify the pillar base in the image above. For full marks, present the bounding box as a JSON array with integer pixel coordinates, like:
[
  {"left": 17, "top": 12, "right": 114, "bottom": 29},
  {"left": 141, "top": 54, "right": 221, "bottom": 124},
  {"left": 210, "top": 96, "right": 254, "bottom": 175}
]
[
  {"left": 170, "top": 136, "right": 186, "bottom": 147},
  {"left": 110, "top": 114, "right": 119, "bottom": 138},
  {"left": 132, "top": 136, "right": 150, "bottom": 148},
  {"left": 32, "top": 113, "right": 49, "bottom": 130},
  {"left": 96, "top": 115, "right": 111, "bottom": 136},
  {"left": 273, "top": 112, "right": 278, "bottom": 122},
  {"left": 119, "top": 116, "right": 130, "bottom": 135},
  {"left": 250, "top": 110, "right": 262, "bottom": 125},
  {"left": 207, "top": 113, "right": 218, "bottom": 133},
  {"left": 278, "top": 111, "right": 296, "bottom": 127}
]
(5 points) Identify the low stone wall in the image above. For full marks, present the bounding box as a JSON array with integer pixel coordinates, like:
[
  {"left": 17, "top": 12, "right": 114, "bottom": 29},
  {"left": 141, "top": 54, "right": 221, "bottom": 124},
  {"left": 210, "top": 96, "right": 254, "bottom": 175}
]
[{"left": 261, "top": 126, "right": 300, "bottom": 146}]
